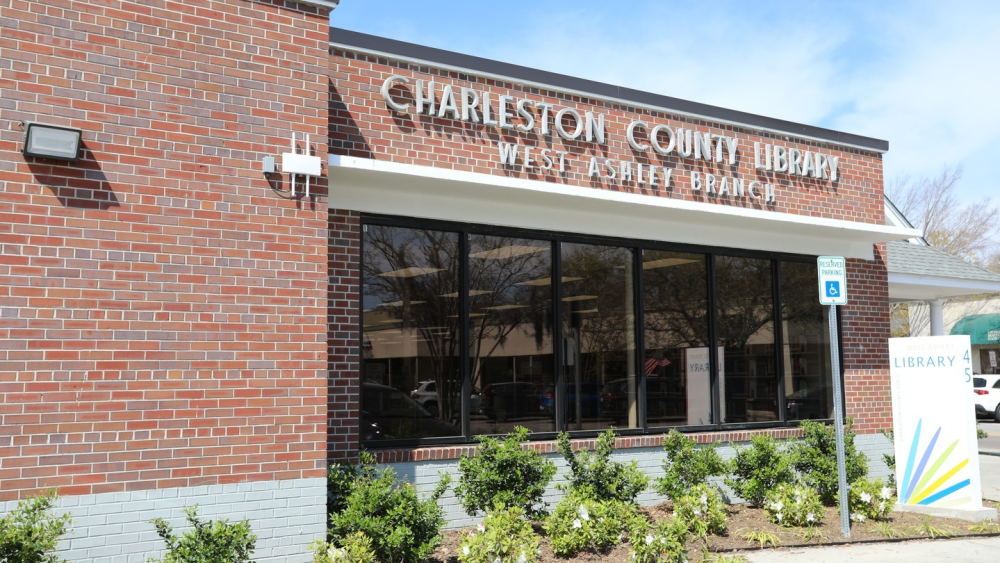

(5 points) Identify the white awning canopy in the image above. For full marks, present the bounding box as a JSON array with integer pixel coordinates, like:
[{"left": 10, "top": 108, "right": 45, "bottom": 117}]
[{"left": 329, "top": 156, "right": 921, "bottom": 260}]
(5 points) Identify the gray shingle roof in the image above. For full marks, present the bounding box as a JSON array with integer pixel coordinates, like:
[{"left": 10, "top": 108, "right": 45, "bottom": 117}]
[{"left": 886, "top": 241, "right": 1000, "bottom": 282}]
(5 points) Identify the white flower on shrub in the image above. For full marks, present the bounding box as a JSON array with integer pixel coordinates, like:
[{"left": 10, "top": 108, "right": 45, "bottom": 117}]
[
  {"left": 578, "top": 504, "right": 590, "bottom": 521},
  {"left": 806, "top": 513, "right": 815, "bottom": 523},
  {"left": 477, "top": 522, "right": 486, "bottom": 533},
  {"left": 772, "top": 501, "right": 784, "bottom": 511},
  {"left": 516, "top": 551, "right": 526, "bottom": 563},
  {"left": 645, "top": 534, "right": 654, "bottom": 545},
  {"left": 572, "top": 519, "right": 582, "bottom": 530},
  {"left": 462, "top": 546, "right": 470, "bottom": 556},
  {"left": 328, "top": 546, "right": 344, "bottom": 562},
  {"left": 776, "top": 513, "right": 783, "bottom": 523},
  {"left": 880, "top": 487, "right": 892, "bottom": 500},
  {"left": 879, "top": 501, "right": 886, "bottom": 511},
  {"left": 860, "top": 491, "right": 872, "bottom": 503},
  {"left": 700, "top": 493, "right": 708, "bottom": 504}
]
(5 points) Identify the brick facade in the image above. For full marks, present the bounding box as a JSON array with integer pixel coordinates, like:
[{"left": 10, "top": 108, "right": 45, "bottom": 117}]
[
  {"left": 328, "top": 49, "right": 885, "bottom": 224},
  {"left": 0, "top": 0, "right": 332, "bottom": 502},
  {"left": 326, "top": 44, "right": 893, "bottom": 454}
]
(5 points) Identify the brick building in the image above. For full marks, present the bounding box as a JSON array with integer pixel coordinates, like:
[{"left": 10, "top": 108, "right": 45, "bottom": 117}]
[{"left": 2, "top": 2, "right": 920, "bottom": 562}]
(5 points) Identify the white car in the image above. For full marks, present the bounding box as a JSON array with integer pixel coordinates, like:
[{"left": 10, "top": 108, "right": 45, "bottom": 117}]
[
  {"left": 973, "top": 375, "right": 1000, "bottom": 422},
  {"left": 410, "top": 380, "right": 481, "bottom": 418}
]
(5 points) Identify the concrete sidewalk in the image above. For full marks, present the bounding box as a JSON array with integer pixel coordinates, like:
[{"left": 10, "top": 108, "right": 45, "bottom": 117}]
[{"left": 743, "top": 536, "right": 1000, "bottom": 562}]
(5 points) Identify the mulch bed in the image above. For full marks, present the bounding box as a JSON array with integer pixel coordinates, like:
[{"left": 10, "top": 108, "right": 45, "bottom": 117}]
[{"left": 429, "top": 501, "right": 1000, "bottom": 563}]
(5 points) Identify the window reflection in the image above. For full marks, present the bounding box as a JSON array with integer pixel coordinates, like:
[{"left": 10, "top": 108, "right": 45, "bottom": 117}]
[
  {"left": 361, "top": 226, "right": 462, "bottom": 440},
  {"left": 642, "top": 250, "right": 711, "bottom": 426},
  {"left": 469, "top": 236, "right": 554, "bottom": 435},
  {"left": 561, "top": 243, "right": 637, "bottom": 430},
  {"left": 781, "top": 262, "right": 834, "bottom": 420},
  {"left": 715, "top": 256, "right": 777, "bottom": 423}
]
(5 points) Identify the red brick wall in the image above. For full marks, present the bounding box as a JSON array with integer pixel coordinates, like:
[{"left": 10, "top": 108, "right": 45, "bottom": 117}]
[
  {"left": 844, "top": 245, "right": 892, "bottom": 433},
  {"left": 328, "top": 49, "right": 885, "bottom": 224},
  {"left": 327, "top": 210, "right": 359, "bottom": 461},
  {"left": 0, "top": 0, "right": 331, "bottom": 501}
]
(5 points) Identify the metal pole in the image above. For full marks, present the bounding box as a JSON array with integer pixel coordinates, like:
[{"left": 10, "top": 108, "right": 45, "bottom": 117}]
[{"left": 829, "top": 304, "right": 850, "bottom": 538}]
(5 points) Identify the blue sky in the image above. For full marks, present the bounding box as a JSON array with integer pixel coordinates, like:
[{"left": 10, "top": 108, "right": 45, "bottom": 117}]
[{"left": 330, "top": 1, "right": 1000, "bottom": 207}]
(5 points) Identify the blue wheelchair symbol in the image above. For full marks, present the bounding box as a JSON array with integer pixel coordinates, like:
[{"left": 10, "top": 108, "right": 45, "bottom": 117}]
[{"left": 826, "top": 281, "right": 840, "bottom": 297}]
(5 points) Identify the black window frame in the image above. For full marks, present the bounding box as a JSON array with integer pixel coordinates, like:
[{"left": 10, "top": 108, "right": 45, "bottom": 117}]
[{"left": 358, "top": 213, "right": 843, "bottom": 448}]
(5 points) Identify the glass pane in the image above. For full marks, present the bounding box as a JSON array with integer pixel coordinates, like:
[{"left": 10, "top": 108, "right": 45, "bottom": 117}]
[
  {"left": 361, "top": 226, "right": 462, "bottom": 441},
  {"left": 642, "top": 250, "right": 711, "bottom": 426},
  {"left": 781, "top": 261, "right": 834, "bottom": 420},
  {"left": 469, "top": 235, "right": 554, "bottom": 435},
  {"left": 715, "top": 256, "right": 777, "bottom": 423},
  {"left": 561, "top": 243, "right": 637, "bottom": 431}
]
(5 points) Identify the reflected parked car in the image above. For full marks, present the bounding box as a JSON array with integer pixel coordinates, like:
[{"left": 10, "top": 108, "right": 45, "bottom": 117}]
[
  {"left": 540, "top": 382, "right": 601, "bottom": 421},
  {"left": 361, "top": 382, "right": 460, "bottom": 441},
  {"left": 480, "top": 382, "right": 542, "bottom": 422},
  {"left": 974, "top": 375, "right": 1000, "bottom": 421},
  {"left": 785, "top": 384, "right": 833, "bottom": 420},
  {"left": 410, "top": 379, "right": 482, "bottom": 418}
]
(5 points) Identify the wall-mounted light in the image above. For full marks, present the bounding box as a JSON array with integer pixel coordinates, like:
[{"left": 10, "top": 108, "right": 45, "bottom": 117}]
[{"left": 22, "top": 122, "right": 82, "bottom": 162}]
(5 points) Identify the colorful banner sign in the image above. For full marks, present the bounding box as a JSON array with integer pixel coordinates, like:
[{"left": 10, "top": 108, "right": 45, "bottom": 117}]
[{"left": 888, "top": 335, "right": 984, "bottom": 512}]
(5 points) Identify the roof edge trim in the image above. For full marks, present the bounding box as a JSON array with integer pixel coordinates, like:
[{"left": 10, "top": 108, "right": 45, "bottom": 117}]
[{"left": 329, "top": 27, "right": 889, "bottom": 153}]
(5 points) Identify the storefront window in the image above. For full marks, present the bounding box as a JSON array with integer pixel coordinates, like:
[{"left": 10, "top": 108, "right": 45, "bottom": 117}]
[
  {"left": 359, "top": 218, "right": 841, "bottom": 445},
  {"left": 715, "top": 256, "right": 778, "bottom": 423},
  {"left": 780, "top": 261, "right": 834, "bottom": 420},
  {"left": 468, "top": 235, "right": 555, "bottom": 434},
  {"left": 642, "top": 250, "right": 711, "bottom": 426},
  {"left": 561, "top": 243, "right": 637, "bottom": 430},
  {"left": 361, "top": 225, "right": 462, "bottom": 441}
]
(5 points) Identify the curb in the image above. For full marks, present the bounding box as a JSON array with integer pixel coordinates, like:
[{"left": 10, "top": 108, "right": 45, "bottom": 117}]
[{"left": 980, "top": 451, "right": 1000, "bottom": 457}]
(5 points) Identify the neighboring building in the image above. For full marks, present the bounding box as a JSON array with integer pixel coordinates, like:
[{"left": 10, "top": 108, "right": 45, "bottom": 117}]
[
  {"left": 1, "top": 2, "right": 943, "bottom": 561},
  {"left": 883, "top": 197, "right": 1000, "bottom": 372}
]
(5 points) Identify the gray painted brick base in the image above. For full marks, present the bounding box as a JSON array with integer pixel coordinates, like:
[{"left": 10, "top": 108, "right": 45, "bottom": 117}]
[
  {"left": 394, "top": 432, "right": 898, "bottom": 529},
  {"left": 0, "top": 478, "right": 326, "bottom": 563}
]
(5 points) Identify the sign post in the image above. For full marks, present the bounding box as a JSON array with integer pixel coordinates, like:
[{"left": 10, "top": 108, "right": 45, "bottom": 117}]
[{"left": 818, "top": 256, "right": 850, "bottom": 538}]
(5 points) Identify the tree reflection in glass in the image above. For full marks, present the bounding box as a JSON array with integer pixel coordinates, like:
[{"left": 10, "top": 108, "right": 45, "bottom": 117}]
[
  {"left": 715, "top": 256, "right": 777, "bottom": 423},
  {"left": 561, "top": 243, "right": 636, "bottom": 431},
  {"left": 468, "top": 236, "right": 554, "bottom": 435},
  {"left": 780, "top": 262, "right": 833, "bottom": 420},
  {"left": 361, "top": 226, "right": 462, "bottom": 441},
  {"left": 642, "top": 250, "right": 711, "bottom": 426}
]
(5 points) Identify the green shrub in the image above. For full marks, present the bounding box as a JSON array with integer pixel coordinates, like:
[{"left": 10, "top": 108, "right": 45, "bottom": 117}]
[
  {"left": 724, "top": 434, "right": 795, "bottom": 507},
  {"left": 455, "top": 427, "right": 556, "bottom": 518},
  {"left": 556, "top": 429, "right": 649, "bottom": 503},
  {"left": 0, "top": 490, "right": 72, "bottom": 563},
  {"left": 789, "top": 420, "right": 868, "bottom": 505},
  {"left": 458, "top": 505, "right": 539, "bottom": 563},
  {"left": 626, "top": 513, "right": 689, "bottom": 563},
  {"left": 844, "top": 477, "right": 894, "bottom": 523},
  {"left": 672, "top": 484, "right": 727, "bottom": 538},
  {"left": 328, "top": 464, "right": 449, "bottom": 563},
  {"left": 544, "top": 492, "right": 636, "bottom": 556},
  {"left": 310, "top": 532, "right": 377, "bottom": 563},
  {"left": 763, "top": 483, "right": 824, "bottom": 527},
  {"left": 148, "top": 506, "right": 255, "bottom": 563},
  {"left": 328, "top": 452, "right": 379, "bottom": 515},
  {"left": 880, "top": 429, "right": 896, "bottom": 488},
  {"left": 656, "top": 430, "right": 726, "bottom": 500}
]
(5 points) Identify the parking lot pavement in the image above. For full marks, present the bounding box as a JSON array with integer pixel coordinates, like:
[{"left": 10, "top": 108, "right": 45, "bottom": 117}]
[
  {"left": 743, "top": 536, "right": 1000, "bottom": 563},
  {"left": 978, "top": 420, "right": 1000, "bottom": 454},
  {"left": 980, "top": 454, "right": 1000, "bottom": 503}
]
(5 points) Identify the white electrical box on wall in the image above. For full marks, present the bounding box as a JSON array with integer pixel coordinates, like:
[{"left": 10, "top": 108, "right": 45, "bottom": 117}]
[{"left": 281, "top": 152, "right": 321, "bottom": 176}]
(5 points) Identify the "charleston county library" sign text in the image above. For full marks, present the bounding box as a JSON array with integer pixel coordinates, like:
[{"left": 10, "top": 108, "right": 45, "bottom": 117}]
[{"left": 381, "top": 75, "right": 844, "bottom": 204}]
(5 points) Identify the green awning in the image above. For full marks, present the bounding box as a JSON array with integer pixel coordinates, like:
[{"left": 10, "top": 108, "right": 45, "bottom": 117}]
[{"left": 950, "top": 314, "right": 1000, "bottom": 345}]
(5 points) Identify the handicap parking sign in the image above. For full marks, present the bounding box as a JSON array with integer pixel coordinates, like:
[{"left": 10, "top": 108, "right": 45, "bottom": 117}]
[
  {"left": 817, "top": 256, "right": 847, "bottom": 305},
  {"left": 826, "top": 281, "right": 841, "bottom": 298}
]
